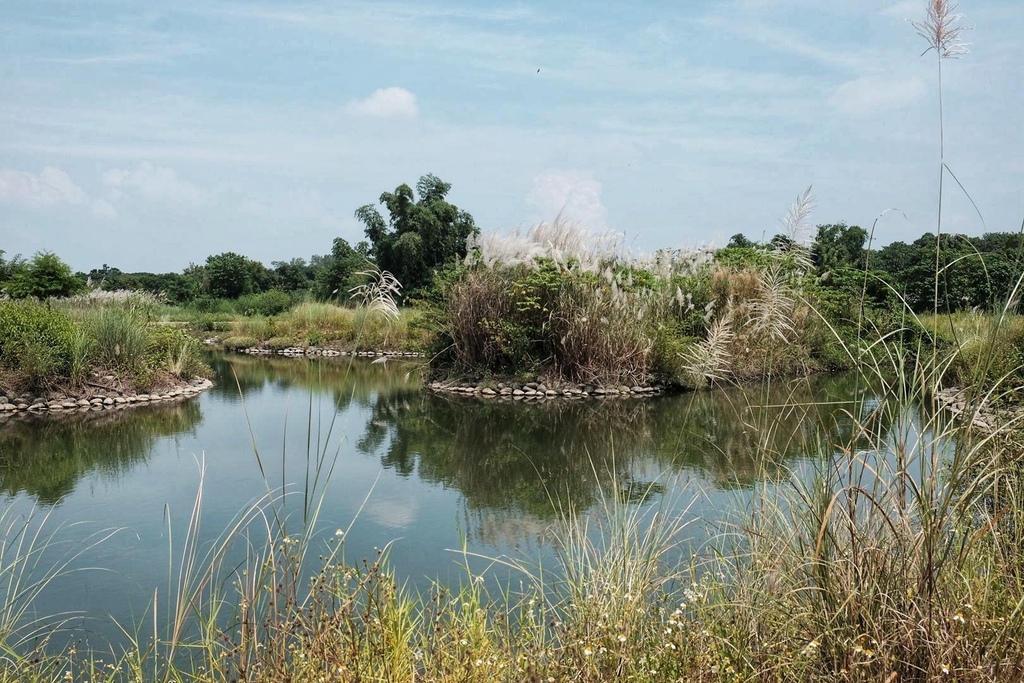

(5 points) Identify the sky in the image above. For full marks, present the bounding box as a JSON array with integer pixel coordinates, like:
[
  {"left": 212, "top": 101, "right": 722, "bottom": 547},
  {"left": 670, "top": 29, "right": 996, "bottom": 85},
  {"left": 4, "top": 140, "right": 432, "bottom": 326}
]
[{"left": 1, "top": 0, "right": 1022, "bottom": 273}]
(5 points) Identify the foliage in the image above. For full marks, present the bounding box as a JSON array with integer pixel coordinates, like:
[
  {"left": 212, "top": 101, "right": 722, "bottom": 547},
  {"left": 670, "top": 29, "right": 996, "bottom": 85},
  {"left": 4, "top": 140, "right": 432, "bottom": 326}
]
[
  {"left": 923, "top": 310, "right": 1024, "bottom": 393},
  {"left": 355, "top": 174, "right": 478, "bottom": 295},
  {"left": 439, "top": 203, "right": 841, "bottom": 387},
  {"left": 203, "top": 252, "right": 269, "bottom": 299},
  {"left": 0, "top": 300, "right": 75, "bottom": 388},
  {"left": 812, "top": 222, "right": 867, "bottom": 275},
  {"left": 86, "top": 304, "right": 154, "bottom": 380},
  {"left": 874, "top": 233, "right": 1024, "bottom": 313},
  {"left": 312, "top": 238, "right": 368, "bottom": 301},
  {"left": 3, "top": 252, "right": 84, "bottom": 300},
  {"left": 148, "top": 325, "right": 209, "bottom": 380},
  {"left": 235, "top": 289, "right": 294, "bottom": 317}
]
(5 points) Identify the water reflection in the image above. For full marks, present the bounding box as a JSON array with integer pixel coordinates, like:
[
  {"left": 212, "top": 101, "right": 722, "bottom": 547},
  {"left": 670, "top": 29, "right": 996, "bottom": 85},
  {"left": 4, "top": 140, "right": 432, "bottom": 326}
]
[
  {"left": 207, "top": 353, "right": 422, "bottom": 411},
  {"left": 0, "top": 401, "right": 202, "bottom": 504},
  {"left": 0, "top": 353, "right": 891, "bottom": 547},
  {"left": 357, "top": 373, "right": 884, "bottom": 524}
]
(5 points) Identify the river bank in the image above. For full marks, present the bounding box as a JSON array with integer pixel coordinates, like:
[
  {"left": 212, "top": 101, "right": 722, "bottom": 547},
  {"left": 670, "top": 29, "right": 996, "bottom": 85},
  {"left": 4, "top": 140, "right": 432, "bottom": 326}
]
[{"left": 0, "top": 373, "right": 212, "bottom": 418}]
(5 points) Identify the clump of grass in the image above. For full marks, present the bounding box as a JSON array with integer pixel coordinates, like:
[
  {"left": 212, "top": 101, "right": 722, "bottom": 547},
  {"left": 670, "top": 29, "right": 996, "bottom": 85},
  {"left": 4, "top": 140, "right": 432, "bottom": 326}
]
[
  {"left": 86, "top": 303, "right": 153, "bottom": 379},
  {"left": 221, "top": 335, "right": 258, "bottom": 351},
  {"left": 0, "top": 300, "right": 76, "bottom": 390},
  {"left": 922, "top": 310, "right": 1024, "bottom": 392}
]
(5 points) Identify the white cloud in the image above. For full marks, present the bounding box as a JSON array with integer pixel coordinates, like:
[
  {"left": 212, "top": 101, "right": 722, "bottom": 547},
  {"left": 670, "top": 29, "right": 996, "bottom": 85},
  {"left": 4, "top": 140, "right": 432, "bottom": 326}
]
[
  {"left": 102, "top": 161, "right": 206, "bottom": 205},
  {"left": 827, "top": 75, "right": 927, "bottom": 116},
  {"left": 345, "top": 87, "right": 419, "bottom": 119},
  {"left": 0, "top": 166, "right": 117, "bottom": 218},
  {"left": 527, "top": 169, "right": 608, "bottom": 229}
]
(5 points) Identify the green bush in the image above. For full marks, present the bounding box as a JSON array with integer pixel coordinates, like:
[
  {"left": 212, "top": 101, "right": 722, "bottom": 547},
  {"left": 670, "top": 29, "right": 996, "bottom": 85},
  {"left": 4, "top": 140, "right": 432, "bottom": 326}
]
[
  {"left": 148, "top": 326, "right": 209, "bottom": 379},
  {"left": 191, "top": 296, "right": 236, "bottom": 314},
  {"left": 0, "top": 301, "right": 75, "bottom": 387},
  {"left": 236, "top": 289, "right": 293, "bottom": 316}
]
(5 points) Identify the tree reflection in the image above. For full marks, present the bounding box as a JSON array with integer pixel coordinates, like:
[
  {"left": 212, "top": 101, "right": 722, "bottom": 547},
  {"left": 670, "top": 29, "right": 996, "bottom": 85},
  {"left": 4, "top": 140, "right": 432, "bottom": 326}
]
[
  {"left": 0, "top": 401, "right": 202, "bottom": 504},
  {"left": 207, "top": 353, "right": 423, "bottom": 413},
  {"left": 356, "top": 374, "right": 886, "bottom": 534}
]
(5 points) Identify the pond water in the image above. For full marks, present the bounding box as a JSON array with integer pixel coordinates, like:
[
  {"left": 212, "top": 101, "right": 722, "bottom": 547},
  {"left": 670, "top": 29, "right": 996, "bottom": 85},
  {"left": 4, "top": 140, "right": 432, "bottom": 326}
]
[{"left": 0, "top": 353, "right": 887, "bottom": 649}]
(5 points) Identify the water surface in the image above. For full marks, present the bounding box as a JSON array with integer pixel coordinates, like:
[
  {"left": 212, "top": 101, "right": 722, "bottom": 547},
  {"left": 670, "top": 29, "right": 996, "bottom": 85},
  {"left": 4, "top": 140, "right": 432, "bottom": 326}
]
[{"left": 0, "top": 354, "right": 884, "bottom": 646}]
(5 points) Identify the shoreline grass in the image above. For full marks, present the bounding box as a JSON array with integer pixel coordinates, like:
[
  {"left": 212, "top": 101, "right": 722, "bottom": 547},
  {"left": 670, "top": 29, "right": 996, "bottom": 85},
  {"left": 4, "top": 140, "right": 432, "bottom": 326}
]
[{"left": 1, "top": 341, "right": 1023, "bottom": 682}]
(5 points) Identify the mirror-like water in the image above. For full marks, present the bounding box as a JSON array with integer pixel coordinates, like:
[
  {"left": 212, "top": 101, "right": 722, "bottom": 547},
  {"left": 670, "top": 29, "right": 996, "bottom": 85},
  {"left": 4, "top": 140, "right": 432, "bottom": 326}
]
[{"left": 0, "top": 353, "right": 887, "bottom": 647}]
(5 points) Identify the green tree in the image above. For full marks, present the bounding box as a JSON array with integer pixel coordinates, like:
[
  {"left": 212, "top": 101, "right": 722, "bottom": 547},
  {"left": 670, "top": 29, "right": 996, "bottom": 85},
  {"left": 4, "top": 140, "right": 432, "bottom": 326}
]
[
  {"left": 203, "top": 252, "right": 267, "bottom": 299},
  {"left": 813, "top": 222, "right": 867, "bottom": 274},
  {"left": 1, "top": 250, "right": 22, "bottom": 281},
  {"left": 272, "top": 258, "right": 316, "bottom": 292},
  {"left": 354, "top": 174, "right": 478, "bottom": 294},
  {"left": 313, "top": 238, "right": 366, "bottom": 300},
  {"left": 5, "top": 252, "right": 84, "bottom": 299},
  {"left": 727, "top": 233, "right": 756, "bottom": 249}
]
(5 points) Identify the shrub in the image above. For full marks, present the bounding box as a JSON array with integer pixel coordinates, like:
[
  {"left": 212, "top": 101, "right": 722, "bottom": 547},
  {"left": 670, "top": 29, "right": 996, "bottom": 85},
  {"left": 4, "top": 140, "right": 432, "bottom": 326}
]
[
  {"left": 0, "top": 300, "right": 75, "bottom": 387},
  {"left": 148, "top": 326, "right": 209, "bottom": 379},
  {"left": 191, "top": 296, "right": 236, "bottom": 314},
  {"left": 236, "top": 289, "right": 293, "bottom": 317}
]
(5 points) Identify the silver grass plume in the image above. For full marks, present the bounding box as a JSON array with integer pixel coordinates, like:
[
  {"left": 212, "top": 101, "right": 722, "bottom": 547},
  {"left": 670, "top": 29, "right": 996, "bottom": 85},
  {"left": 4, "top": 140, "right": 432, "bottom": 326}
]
[
  {"left": 680, "top": 302, "right": 735, "bottom": 387},
  {"left": 349, "top": 264, "right": 402, "bottom": 322},
  {"left": 912, "top": 0, "right": 970, "bottom": 58},
  {"left": 748, "top": 264, "right": 796, "bottom": 343},
  {"left": 776, "top": 186, "right": 815, "bottom": 274}
]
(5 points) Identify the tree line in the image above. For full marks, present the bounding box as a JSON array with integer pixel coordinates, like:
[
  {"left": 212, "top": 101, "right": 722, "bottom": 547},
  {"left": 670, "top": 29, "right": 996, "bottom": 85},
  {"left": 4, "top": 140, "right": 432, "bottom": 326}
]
[
  {"left": 0, "top": 174, "right": 478, "bottom": 311},
  {"left": 726, "top": 223, "right": 1024, "bottom": 314},
  {"left": 2, "top": 174, "right": 1022, "bottom": 315}
]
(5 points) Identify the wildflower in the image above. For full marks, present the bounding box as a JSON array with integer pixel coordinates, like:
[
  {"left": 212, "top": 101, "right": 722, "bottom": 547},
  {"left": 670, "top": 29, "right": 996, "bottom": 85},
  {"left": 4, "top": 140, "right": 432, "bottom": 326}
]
[
  {"left": 953, "top": 612, "right": 965, "bottom": 624},
  {"left": 942, "top": 663, "right": 951, "bottom": 674},
  {"left": 583, "top": 647, "right": 593, "bottom": 656}
]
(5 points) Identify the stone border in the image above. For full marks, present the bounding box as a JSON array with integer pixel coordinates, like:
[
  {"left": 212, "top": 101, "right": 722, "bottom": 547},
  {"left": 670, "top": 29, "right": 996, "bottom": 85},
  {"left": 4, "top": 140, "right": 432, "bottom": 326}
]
[
  {"left": 427, "top": 380, "right": 665, "bottom": 401},
  {"left": 204, "top": 339, "right": 424, "bottom": 359},
  {"left": 0, "top": 377, "right": 213, "bottom": 418},
  {"left": 934, "top": 386, "right": 1024, "bottom": 433}
]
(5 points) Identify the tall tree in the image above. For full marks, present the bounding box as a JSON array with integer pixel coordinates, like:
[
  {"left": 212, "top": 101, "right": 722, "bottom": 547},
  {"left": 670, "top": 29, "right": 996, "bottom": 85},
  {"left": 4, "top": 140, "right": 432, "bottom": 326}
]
[
  {"left": 313, "top": 238, "right": 367, "bottom": 300},
  {"left": 354, "top": 174, "right": 478, "bottom": 294},
  {"left": 813, "top": 222, "right": 867, "bottom": 274},
  {"left": 203, "top": 252, "right": 268, "bottom": 299},
  {"left": 4, "top": 252, "right": 83, "bottom": 299}
]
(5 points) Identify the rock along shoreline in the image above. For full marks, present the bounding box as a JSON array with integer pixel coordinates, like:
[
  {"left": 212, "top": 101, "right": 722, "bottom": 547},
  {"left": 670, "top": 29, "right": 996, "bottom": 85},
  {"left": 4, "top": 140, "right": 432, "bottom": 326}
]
[
  {"left": 0, "top": 377, "right": 214, "bottom": 420},
  {"left": 426, "top": 379, "right": 666, "bottom": 401},
  {"left": 934, "top": 386, "right": 1024, "bottom": 434},
  {"left": 215, "top": 342, "right": 666, "bottom": 402}
]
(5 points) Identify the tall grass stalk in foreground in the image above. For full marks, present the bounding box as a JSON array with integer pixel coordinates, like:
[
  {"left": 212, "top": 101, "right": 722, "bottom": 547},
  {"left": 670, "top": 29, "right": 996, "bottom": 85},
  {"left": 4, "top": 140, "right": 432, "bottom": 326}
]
[
  {"left": 913, "top": 0, "right": 969, "bottom": 360},
  {"left": 0, "top": 507, "right": 118, "bottom": 656}
]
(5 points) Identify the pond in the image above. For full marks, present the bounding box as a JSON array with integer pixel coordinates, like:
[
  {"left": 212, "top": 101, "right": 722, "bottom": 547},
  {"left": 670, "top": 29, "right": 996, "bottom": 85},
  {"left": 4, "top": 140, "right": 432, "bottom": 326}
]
[{"left": 0, "top": 353, "right": 888, "bottom": 649}]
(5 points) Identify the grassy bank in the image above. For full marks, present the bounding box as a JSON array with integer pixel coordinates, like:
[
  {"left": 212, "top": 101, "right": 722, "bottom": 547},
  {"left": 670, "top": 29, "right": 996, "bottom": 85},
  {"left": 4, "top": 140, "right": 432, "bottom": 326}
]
[
  {"left": 216, "top": 302, "right": 429, "bottom": 353},
  {"left": 1, "top": 343, "right": 1023, "bottom": 681},
  {"left": 428, "top": 203, "right": 857, "bottom": 389},
  {"left": 0, "top": 292, "right": 209, "bottom": 396}
]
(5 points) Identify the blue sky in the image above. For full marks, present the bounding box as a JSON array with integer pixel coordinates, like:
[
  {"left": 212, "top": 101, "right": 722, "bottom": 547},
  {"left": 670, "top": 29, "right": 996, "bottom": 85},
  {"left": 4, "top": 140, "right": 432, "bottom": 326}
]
[{"left": 1, "top": 0, "right": 1021, "bottom": 272}]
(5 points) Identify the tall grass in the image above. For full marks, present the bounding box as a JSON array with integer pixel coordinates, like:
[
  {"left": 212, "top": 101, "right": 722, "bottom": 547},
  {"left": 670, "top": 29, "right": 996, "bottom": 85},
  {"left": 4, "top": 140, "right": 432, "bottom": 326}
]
[
  {"left": 222, "top": 299, "right": 427, "bottom": 352},
  {"left": 87, "top": 304, "right": 153, "bottom": 378}
]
